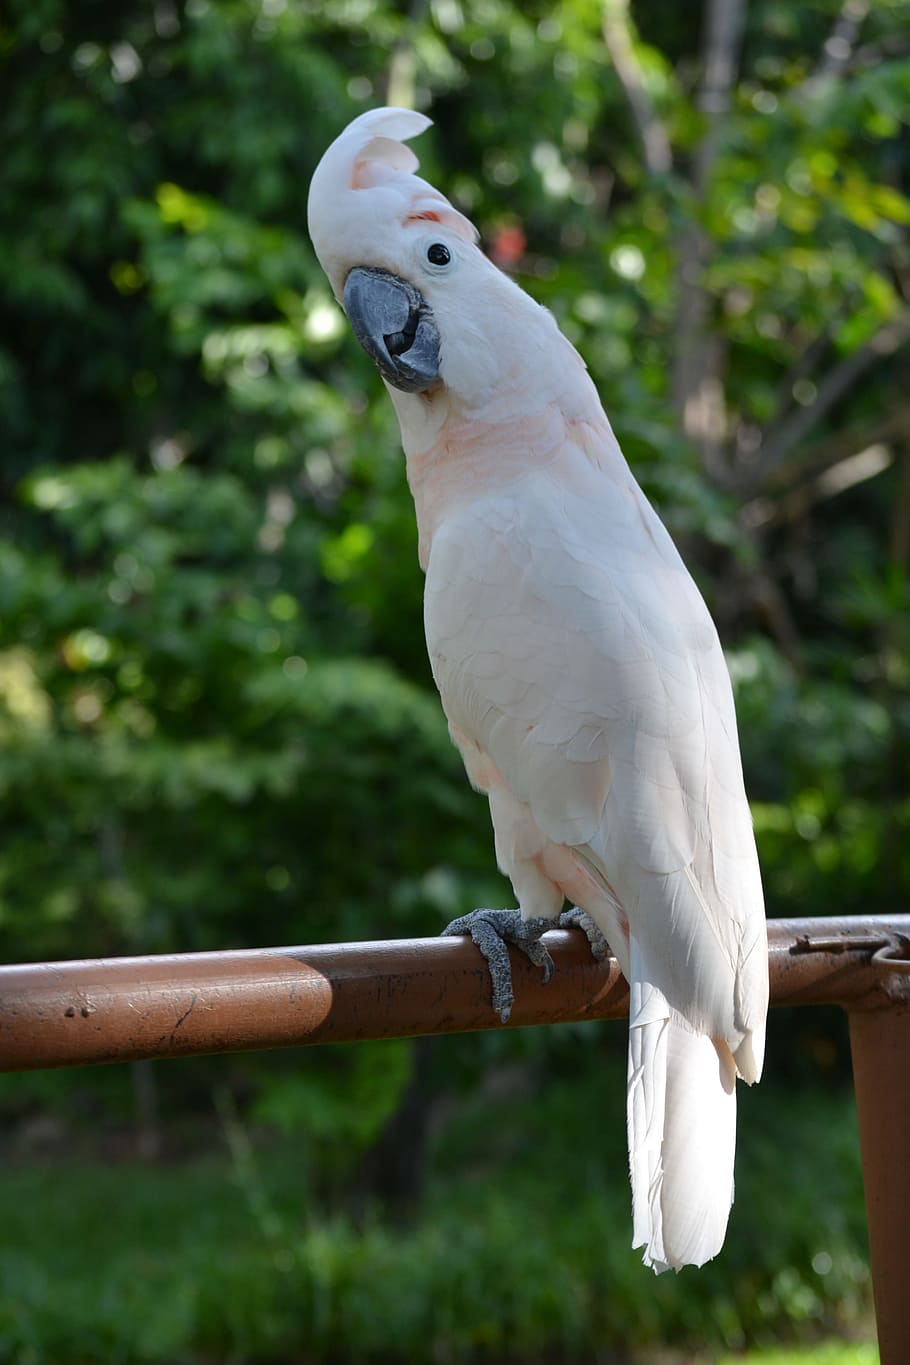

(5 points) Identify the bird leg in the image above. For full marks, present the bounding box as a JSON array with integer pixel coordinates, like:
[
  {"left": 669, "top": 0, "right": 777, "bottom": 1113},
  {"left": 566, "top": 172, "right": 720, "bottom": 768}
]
[
  {"left": 441, "top": 910, "right": 557, "bottom": 1023},
  {"left": 442, "top": 906, "right": 612, "bottom": 1023}
]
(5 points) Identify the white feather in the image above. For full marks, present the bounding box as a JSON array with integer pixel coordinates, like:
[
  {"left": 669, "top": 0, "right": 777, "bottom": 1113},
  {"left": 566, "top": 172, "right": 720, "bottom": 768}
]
[
  {"left": 628, "top": 938, "right": 737, "bottom": 1272},
  {"left": 308, "top": 109, "right": 770, "bottom": 1272}
]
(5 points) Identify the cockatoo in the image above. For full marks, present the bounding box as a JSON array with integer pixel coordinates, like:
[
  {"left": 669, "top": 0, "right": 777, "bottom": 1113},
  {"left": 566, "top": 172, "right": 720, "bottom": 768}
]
[{"left": 307, "top": 108, "right": 768, "bottom": 1273}]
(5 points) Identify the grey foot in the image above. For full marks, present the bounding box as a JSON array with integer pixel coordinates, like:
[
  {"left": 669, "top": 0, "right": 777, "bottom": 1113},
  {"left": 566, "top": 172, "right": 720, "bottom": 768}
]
[
  {"left": 559, "top": 906, "right": 610, "bottom": 962},
  {"left": 441, "top": 909, "right": 558, "bottom": 1024}
]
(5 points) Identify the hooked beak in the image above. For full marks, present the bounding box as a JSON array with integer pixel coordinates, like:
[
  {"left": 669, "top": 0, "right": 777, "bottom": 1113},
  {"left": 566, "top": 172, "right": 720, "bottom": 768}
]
[{"left": 343, "top": 267, "right": 440, "bottom": 394}]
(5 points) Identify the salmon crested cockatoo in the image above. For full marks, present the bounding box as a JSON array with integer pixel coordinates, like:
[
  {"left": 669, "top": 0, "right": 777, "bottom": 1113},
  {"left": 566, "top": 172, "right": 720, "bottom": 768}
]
[{"left": 307, "top": 108, "right": 769, "bottom": 1273}]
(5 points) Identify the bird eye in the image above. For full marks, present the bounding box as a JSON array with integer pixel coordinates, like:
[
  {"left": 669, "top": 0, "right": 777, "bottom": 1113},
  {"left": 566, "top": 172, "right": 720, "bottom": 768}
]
[{"left": 426, "top": 242, "right": 451, "bottom": 267}]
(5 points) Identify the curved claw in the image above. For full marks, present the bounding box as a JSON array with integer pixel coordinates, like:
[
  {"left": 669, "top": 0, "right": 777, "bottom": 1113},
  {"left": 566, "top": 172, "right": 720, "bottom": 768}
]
[
  {"left": 559, "top": 906, "right": 611, "bottom": 962},
  {"left": 442, "top": 909, "right": 558, "bottom": 1023}
]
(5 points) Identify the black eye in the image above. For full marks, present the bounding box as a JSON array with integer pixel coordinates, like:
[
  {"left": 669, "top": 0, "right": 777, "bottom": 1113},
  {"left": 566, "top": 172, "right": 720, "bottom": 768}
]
[{"left": 426, "top": 242, "right": 451, "bottom": 267}]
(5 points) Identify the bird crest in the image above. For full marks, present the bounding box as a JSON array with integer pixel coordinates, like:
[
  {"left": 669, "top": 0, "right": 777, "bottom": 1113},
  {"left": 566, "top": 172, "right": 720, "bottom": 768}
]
[{"left": 307, "top": 106, "right": 477, "bottom": 294}]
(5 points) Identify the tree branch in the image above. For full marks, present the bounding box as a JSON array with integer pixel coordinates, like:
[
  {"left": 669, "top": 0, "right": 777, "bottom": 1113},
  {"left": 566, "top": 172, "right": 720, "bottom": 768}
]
[
  {"left": 802, "top": 0, "right": 870, "bottom": 94},
  {"left": 384, "top": 0, "right": 430, "bottom": 109},
  {"left": 741, "top": 442, "right": 894, "bottom": 530},
  {"left": 670, "top": 0, "right": 746, "bottom": 473},
  {"left": 848, "top": 33, "right": 910, "bottom": 74},
  {"left": 889, "top": 427, "right": 910, "bottom": 570},
  {"left": 760, "top": 295, "right": 858, "bottom": 447},
  {"left": 601, "top": 0, "right": 673, "bottom": 176},
  {"left": 742, "top": 312, "right": 910, "bottom": 489},
  {"left": 753, "top": 400, "right": 910, "bottom": 493},
  {"left": 747, "top": 569, "right": 805, "bottom": 672}
]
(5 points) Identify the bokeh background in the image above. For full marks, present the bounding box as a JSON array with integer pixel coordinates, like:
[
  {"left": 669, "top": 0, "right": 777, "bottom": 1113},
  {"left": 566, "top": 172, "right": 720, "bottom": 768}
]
[{"left": 2, "top": 0, "right": 909, "bottom": 1361}]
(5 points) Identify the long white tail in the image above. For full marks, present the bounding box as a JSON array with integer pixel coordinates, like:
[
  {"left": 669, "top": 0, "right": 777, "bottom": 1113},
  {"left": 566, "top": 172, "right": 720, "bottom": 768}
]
[{"left": 627, "top": 943, "right": 737, "bottom": 1273}]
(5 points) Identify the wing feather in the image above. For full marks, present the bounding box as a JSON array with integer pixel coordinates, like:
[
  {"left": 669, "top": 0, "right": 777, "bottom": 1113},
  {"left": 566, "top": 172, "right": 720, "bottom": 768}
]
[{"left": 424, "top": 417, "right": 767, "bottom": 1061}]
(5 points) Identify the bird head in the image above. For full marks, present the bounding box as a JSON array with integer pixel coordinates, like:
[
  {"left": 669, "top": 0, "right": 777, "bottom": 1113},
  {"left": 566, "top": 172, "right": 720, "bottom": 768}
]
[{"left": 307, "top": 106, "right": 566, "bottom": 413}]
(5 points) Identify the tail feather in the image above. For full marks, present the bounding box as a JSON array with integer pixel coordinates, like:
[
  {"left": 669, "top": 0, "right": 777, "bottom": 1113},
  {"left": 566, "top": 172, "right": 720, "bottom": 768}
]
[{"left": 627, "top": 942, "right": 737, "bottom": 1273}]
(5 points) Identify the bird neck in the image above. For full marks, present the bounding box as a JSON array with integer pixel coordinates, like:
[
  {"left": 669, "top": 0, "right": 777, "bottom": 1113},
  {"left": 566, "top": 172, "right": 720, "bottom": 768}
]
[{"left": 399, "top": 398, "right": 569, "bottom": 570}]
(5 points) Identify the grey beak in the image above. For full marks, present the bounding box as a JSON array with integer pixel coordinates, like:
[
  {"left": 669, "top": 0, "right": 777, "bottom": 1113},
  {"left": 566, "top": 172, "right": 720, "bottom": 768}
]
[{"left": 343, "top": 267, "right": 440, "bottom": 394}]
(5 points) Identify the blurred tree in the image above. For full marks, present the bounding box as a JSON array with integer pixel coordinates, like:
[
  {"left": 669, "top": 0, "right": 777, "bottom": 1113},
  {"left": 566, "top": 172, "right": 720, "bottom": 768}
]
[
  {"left": 2, "top": 0, "right": 908, "bottom": 963},
  {"left": 0, "top": 0, "right": 907, "bottom": 1219},
  {"left": 0, "top": 1, "right": 907, "bottom": 1354}
]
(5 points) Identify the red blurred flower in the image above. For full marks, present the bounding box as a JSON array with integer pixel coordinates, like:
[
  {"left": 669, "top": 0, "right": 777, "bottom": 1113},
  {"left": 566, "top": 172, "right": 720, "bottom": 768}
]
[{"left": 490, "top": 224, "right": 526, "bottom": 268}]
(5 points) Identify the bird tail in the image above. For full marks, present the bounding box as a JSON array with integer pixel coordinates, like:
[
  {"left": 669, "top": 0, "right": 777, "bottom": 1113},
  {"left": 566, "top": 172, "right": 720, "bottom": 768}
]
[{"left": 627, "top": 941, "right": 737, "bottom": 1273}]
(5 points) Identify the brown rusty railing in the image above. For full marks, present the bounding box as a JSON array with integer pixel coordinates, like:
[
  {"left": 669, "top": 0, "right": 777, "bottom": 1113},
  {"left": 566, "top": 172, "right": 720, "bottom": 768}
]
[{"left": 1, "top": 914, "right": 908, "bottom": 1362}]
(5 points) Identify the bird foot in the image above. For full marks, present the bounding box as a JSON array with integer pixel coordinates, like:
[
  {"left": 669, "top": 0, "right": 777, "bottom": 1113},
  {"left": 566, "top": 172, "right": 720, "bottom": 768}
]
[
  {"left": 558, "top": 906, "right": 611, "bottom": 962},
  {"left": 441, "top": 909, "right": 558, "bottom": 1024},
  {"left": 443, "top": 906, "right": 613, "bottom": 1023}
]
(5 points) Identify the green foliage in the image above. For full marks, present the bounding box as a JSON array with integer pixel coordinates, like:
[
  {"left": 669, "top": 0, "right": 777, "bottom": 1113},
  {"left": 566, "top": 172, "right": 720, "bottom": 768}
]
[
  {"left": 249, "top": 1039, "right": 413, "bottom": 1183},
  {"left": 717, "top": 1349, "right": 877, "bottom": 1365},
  {"left": 1, "top": 0, "right": 909, "bottom": 1358},
  {"left": 2, "top": 0, "right": 909, "bottom": 956},
  {"left": 0, "top": 1067, "right": 874, "bottom": 1364}
]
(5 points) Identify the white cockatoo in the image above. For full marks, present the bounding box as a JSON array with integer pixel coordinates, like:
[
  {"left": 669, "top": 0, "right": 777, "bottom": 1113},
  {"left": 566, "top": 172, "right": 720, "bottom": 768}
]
[{"left": 307, "top": 108, "right": 769, "bottom": 1273}]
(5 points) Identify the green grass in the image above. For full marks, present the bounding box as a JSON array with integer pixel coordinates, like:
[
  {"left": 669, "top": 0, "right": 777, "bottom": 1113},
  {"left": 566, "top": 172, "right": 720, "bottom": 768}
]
[
  {"left": 0, "top": 1057, "right": 876, "bottom": 1364},
  {"left": 719, "top": 1347, "right": 877, "bottom": 1364}
]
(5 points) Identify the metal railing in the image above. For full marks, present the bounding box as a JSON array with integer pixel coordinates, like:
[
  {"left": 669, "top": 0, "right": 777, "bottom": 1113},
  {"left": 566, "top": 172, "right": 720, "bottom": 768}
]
[{"left": 2, "top": 913, "right": 908, "bottom": 1362}]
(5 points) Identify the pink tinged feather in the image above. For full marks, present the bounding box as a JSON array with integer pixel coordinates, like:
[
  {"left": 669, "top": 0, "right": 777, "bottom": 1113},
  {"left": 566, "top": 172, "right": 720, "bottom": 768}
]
[
  {"left": 352, "top": 136, "right": 421, "bottom": 186},
  {"left": 308, "top": 110, "right": 769, "bottom": 1270},
  {"left": 307, "top": 107, "right": 478, "bottom": 305}
]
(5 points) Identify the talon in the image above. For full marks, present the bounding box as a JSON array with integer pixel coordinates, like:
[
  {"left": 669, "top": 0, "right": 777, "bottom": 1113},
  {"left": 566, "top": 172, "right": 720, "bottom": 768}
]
[
  {"left": 440, "top": 908, "right": 558, "bottom": 1021},
  {"left": 559, "top": 906, "right": 610, "bottom": 962}
]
